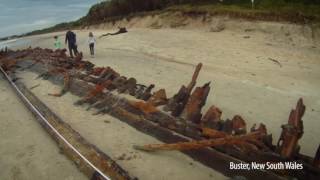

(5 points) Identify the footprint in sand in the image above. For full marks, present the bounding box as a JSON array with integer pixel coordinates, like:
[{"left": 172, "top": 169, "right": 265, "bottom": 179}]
[
  {"left": 16, "top": 152, "right": 25, "bottom": 159},
  {"left": 11, "top": 166, "right": 22, "bottom": 180},
  {"left": 26, "top": 144, "right": 35, "bottom": 157},
  {"left": 23, "top": 145, "right": 36, "bottom": 167}
]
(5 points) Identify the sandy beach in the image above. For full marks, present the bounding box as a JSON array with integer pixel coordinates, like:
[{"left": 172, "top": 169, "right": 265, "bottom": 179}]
[
  {"left": 0, "top": 74, "right": 87, "bottom": 180},
  {"left": 1, "top": 17, "right": 320, "bottom": 179}
]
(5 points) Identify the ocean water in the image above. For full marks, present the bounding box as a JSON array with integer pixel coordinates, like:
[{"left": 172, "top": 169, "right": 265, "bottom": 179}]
[
  {"left": 0, "top": 0, "right": 103, "bottom": 38},
  {"left": 0, "top": 38, "right": 33, "bottom": 50}
]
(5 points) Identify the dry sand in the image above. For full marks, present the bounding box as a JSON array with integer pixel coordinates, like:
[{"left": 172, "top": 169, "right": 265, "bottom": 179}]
[
  {"left": 0, "top": 74, "right": 87, "bottom": 180},
  {"left": 1, "top": 17, "right": 320, "bottom": 179}
]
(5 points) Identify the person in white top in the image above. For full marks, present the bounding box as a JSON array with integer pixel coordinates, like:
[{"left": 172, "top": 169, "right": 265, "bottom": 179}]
[{"left": 88, "top": 32, "right": 96, "bottom": 57}]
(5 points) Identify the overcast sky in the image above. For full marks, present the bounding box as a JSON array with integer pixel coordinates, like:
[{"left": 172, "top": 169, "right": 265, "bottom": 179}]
[{"left": 0, "top": 0, "right": 103, "bottom": 38}]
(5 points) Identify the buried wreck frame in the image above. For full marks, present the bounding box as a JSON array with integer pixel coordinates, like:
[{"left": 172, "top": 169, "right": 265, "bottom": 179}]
[{"left": 1, "top": 47, "right": 320, "bottom": 180}]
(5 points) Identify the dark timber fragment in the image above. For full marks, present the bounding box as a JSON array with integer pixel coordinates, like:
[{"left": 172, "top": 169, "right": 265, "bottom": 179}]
[
  {"left": 186, "top": 63, "right": 202, "bottom": 94},
  {"left": 147, "top": 89, "right": 167, "bottom": 107},
  {"left": 140, "top": 84, "right": 155, "bottom": 101},
  {"left": 164, "top": 63, "right": 202, "bottom": 117},
  {"left": 277, "top": 98, "right": 305, "bottom": 159},
  {"left": 118, "top": 78, "right": 137, "bottom": 94},
  {"left": 164, "top": 85, "right": 189, "bottom": 116},
  {"left": 201, "top": 105, "right": 222, "bottom": 129},
  {"left": 180, "top": 82, "right": 211, "bottom": 124},
  {"left": 231, "top": 115, "right": 247, "bottom": 135}
]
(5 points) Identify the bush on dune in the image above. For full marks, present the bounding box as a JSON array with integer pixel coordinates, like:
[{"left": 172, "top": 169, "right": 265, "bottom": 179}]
[
  {"left": 85, "top": 0, "right": 320, "bottom": 23},
  {"left": 86, "top": 0, "right": 219, "bottom": 22}
]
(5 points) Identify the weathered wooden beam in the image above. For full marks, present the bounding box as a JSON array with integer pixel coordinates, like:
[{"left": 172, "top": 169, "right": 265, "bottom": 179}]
[
  {"left": 133, "top": 132, "right": 263, "bottom": 152},
  {"left": 201, "top": 105, "right": 222, "bottom": 129},
  {"left": 180, "top": 82, "right": 211, "bottom": 124},
  {"left": 201, "top": 127, "right": 228, "bottom": 138},
  {"left": 186, "top": 63, "right": 202, "bottom": 94},
  {"left": 277, "top": 98, "right": 305, "bottom": 159},
  {"left": 164, "top": 63, "right": 203, "bottom": 116},
  {"left": 164, "top": 85, "right": 189, "bottom": 116}
]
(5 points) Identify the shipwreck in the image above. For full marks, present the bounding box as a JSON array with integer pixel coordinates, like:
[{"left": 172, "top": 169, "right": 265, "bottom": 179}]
[{"left": 0, "top": 47, "right": 319, "bottom": 180}]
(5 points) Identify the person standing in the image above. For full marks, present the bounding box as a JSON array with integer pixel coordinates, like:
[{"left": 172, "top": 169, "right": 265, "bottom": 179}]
[
  {"left": 53, "top": 36, "right": 61, "bottom": 50},
  {"left": 65, "top": 29, "right": 78, "bottom": 57},
  {"left": 88, "top": 32, "right": 96, "bottom": 57}
]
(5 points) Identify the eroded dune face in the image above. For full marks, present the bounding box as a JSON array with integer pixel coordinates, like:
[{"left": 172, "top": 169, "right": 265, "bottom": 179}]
[{"left": 86, "top": 11, "right": 319, "bottom": 46}]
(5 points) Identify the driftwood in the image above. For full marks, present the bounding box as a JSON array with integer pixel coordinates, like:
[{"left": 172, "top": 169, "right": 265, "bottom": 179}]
[
  {"left": 268, "top": 58, "right": 282, "bottom": 67},
  {"left": 99, "top": 27, "right": 128, "bottom": 38}
]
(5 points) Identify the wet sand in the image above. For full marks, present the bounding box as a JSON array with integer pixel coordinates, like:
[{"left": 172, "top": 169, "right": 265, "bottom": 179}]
[{"left": 0, "top": 74, "right": 87, "bottom": 180}]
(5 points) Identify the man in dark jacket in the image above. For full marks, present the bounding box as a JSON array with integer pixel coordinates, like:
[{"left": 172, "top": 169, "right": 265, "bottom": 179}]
[{"left": 65, "top": 29, "right": 78, "bottom": 57}]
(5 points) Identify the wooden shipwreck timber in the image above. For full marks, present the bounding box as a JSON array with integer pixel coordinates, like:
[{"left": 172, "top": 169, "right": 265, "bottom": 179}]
[{"left": 1, "top": 47, "right": 320, "bottom": 180}]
